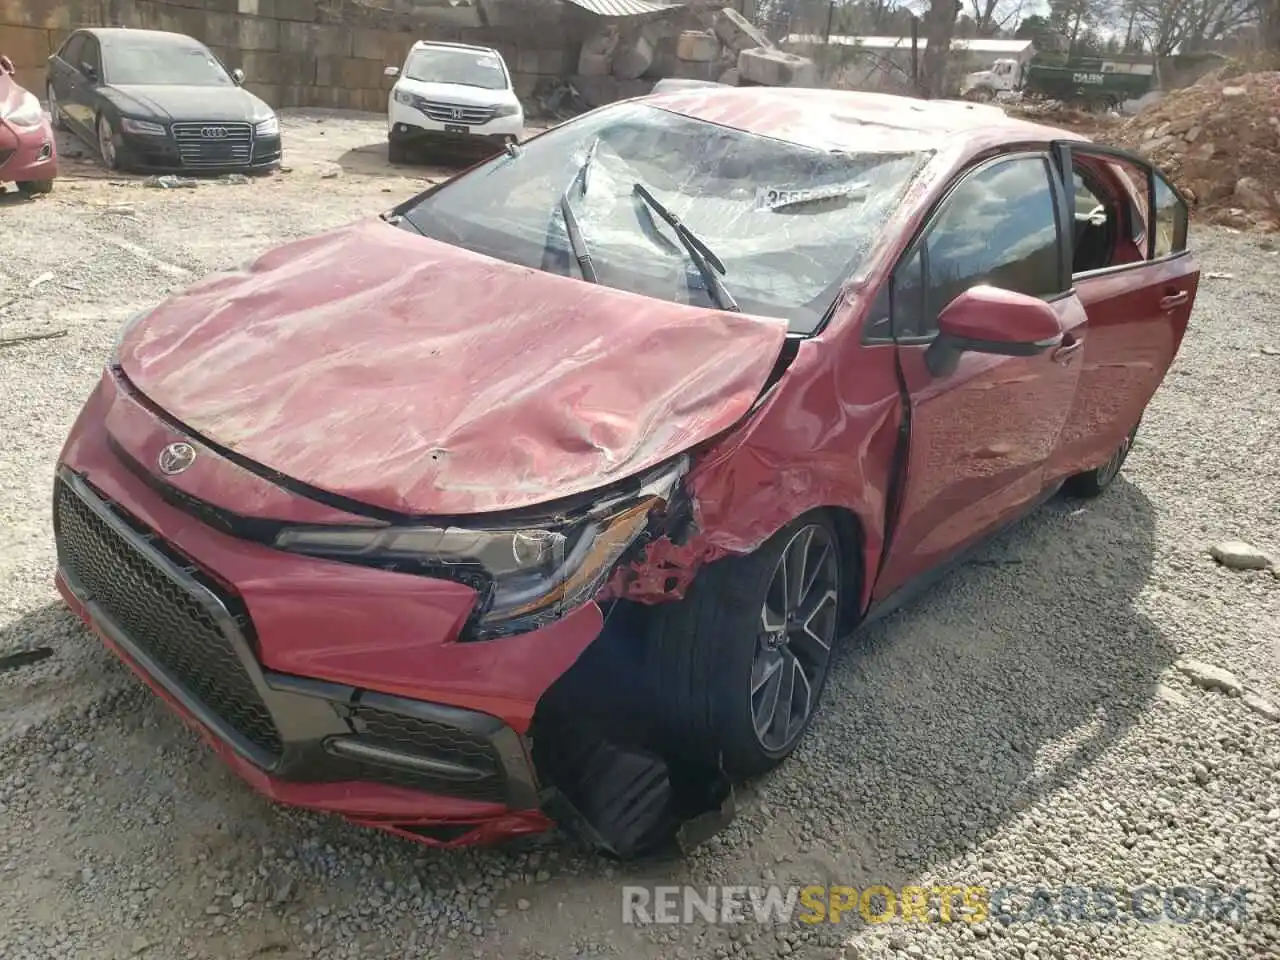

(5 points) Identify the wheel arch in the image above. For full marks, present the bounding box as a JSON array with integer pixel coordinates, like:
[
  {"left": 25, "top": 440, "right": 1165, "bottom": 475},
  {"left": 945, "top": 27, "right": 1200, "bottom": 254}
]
[{"left": 824, "top": 505, "right": 867, "bottom": 635}]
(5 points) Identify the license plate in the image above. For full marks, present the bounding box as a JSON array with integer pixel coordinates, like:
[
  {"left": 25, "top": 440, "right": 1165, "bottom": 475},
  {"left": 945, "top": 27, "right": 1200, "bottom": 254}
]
[{"left": 444, "top": 123, "right": 469, "bottom": 134}]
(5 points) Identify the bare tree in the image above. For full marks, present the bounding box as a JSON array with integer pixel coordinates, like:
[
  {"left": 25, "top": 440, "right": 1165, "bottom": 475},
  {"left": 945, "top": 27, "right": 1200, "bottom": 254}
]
[
  {"left": 1131, "top": 0, "right": 1261, "bottom": 54},
  {"left": 966, "top": 0, "right": 1026, "bottom": 34},
  {"left": 919, "top": 0, "right": 961, "bottom": 95}
]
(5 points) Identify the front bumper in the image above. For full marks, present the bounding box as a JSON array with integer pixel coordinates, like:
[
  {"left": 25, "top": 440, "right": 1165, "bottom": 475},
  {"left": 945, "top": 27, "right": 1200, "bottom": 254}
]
[
  {"left": 119, "top": 129, "right": 282, "bottom": 174},
  {"left": 388, "top": 120, "right": 517, "bottom": 155},
  {"left": 53, "top": 370, "right": 609, "bottom": 845},
  {"left": 0, "top": 117, "right": 57, "bottom": 183}
]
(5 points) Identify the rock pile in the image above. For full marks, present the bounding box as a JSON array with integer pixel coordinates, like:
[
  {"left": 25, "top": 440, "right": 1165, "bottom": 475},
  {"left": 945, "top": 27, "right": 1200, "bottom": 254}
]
[
  {"left": 571, "top": 4, "right": 816, "bottom": 108},
  {"left": 1109, "top": 70, "right": 1280, "bottom": 231}
]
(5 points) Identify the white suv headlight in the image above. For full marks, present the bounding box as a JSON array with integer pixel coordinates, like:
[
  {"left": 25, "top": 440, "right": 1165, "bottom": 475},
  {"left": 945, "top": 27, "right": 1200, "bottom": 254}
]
[{"left": 255, "top": 115, "right": 279, "bottom": 137}]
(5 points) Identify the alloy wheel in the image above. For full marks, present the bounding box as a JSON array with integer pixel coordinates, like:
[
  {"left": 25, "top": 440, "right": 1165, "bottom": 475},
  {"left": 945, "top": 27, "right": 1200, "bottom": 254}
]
[
  {"left": 97, "top": 117, "right": 116, "bottom": 168},
  {"left": 751, "top": 524, "right": 840, "bottom": 753}
]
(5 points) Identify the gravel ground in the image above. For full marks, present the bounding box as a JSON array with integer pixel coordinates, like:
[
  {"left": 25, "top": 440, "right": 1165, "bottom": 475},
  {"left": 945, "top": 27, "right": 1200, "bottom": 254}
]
[{"left": 1, "top": 109, "right": 1278, "bottom": 960}]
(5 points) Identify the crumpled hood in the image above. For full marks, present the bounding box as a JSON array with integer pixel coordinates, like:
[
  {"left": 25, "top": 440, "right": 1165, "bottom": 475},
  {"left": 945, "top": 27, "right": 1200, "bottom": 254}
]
[{"left": 117, "top": 219, "right": 789, "bottom": 516}]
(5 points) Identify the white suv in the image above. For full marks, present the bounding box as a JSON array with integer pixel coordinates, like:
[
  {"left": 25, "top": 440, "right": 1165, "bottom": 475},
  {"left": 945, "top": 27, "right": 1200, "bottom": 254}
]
[{"left": 385, "top": 41, "right": 524, "bottom": 162}]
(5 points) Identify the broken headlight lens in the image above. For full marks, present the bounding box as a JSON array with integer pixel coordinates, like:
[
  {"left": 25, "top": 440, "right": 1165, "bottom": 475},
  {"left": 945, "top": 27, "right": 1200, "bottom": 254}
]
[{"left": 272, "top": 456, "right": 688, "bottom": 634}]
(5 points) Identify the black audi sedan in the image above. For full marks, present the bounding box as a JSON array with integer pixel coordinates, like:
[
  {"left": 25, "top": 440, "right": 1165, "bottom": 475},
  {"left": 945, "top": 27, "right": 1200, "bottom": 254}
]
[{"left": 46, "top": 27, "right": 282, "bottom": 174}]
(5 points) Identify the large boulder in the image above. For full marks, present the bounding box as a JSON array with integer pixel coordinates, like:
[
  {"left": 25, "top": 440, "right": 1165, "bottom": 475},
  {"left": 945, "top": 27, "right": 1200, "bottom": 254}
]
[
  {"left": 713, "top": 7, "right": 772, "bottom": 53},
  {"left": 737, "top": 47, "right": 816, "bottom": 87},
  {"left": 578, "top": 28, "right": 618, "bottom": 78},
  {"left": 612, "top": 32, "right": 655, "bottom": 80},
  {"left": 676, "top": 30, "right": 719, "bottom": 63}
]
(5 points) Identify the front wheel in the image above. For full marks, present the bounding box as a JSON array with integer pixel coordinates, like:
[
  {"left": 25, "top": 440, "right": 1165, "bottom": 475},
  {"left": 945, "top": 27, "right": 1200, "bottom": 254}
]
[
  {"left": 642, "top": 511, "right": 845, "bottom": 779},
  {"left": 96, "top": 113, "right": 121, "bottom": 171},
  {"left": 387, "top": 137, "right": 410, "bottom": 165},
  {"left": 46, "top": 85, "right": 65, "bottom": 131},
  {"left": 1063, "top": 423, "right": 1139, "bottom": 498}
]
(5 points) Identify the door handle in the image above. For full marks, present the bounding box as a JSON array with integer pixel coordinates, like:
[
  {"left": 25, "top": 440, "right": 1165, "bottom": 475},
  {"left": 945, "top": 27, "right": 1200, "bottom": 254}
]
[
  {"left": 1051, "top": 335, "right": 1084, "bottom": 365},
  {"left": 1160, "top": 289, "right": 1189, "bottom": 311}
]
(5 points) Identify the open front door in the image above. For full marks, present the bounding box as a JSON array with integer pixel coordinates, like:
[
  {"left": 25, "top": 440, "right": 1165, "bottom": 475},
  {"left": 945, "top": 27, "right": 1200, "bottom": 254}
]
[{"left": 1044, "top": 140, "right": 1199, "bottom": 484}]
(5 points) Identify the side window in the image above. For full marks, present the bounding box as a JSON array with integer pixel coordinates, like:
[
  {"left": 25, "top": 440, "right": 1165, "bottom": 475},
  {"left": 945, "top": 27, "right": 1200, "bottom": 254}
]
[
  {"left": 61, "top": 34, "right": 85, "bottom": 68},
  {"left": 1107, "top": 159, "right": 1150, "bottom": 249},
  {"left": 891, "top": 247, "right": 926, "bottom": 338},
  {"left": 906, "top": 156, "right": 1061, "bottom": 338},
  {"left": 1153, "top": 174, "right": 1188, "bottom": 257},
  {"left": 82, "top": 39, "right": 102, "bottom": 77}
]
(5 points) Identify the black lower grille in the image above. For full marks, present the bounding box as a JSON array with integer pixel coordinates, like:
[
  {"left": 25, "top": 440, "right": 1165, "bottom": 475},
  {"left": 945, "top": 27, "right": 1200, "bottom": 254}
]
[
  {"left": 346, "top": 704, "right": 507, "bottom": 802},
  {"left": 54, "top": 478, "right": 283, "bottom": 757}
]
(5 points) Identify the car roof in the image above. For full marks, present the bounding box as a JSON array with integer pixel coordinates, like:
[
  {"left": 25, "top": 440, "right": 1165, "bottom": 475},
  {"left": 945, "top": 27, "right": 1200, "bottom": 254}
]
[
  {"left": 642, "top": 86, "right": 1087, "bottom": 154},
  {"left": 79, "top": 27, "right": 203, "bottom": 47},
  {"left": 411, "top": 40, "right": 501, "bottom": 55}
]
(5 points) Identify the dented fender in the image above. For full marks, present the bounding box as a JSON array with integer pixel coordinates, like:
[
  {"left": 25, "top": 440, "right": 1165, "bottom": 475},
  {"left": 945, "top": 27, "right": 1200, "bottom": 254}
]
[{"left": 608, "top": 333, "right": 904, "bottom": 612}]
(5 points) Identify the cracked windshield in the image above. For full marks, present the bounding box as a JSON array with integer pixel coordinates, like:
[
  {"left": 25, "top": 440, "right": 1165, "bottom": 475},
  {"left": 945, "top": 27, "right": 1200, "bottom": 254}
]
[{"left": 400, "top": 102, "right": 930, "bottom": 333}]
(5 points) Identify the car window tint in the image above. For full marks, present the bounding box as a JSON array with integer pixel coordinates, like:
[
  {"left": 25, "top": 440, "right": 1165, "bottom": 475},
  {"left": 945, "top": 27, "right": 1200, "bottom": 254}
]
[
  {"left": 1153, "top": 173, "right": 1188, "bottom": 257},
  {"left": 892, "top": 247, "right": 927, "bottom": 338},
  {"left": 62, "top": 35, "right": 85, "bottom": 67},
  {"left": 916, "top": 156, "right": 1061, "bottom": 334},
  {"left": 82, "top": 39, "right": 101, "bottom": 74},
  {"left": 1106, "top": 158, "right": 1150, "bottom": 250},
  {"left": 1073, "top": 170, "right": 1105, "bottom": 216}
]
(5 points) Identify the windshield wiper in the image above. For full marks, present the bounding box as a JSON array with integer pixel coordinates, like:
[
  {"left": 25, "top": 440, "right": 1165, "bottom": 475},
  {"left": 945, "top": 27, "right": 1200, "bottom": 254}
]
[
  {"left": 631, "top": 183, "right": 739, "bottom": 312},
  {"left": 559, "top": 141, "right": 602, "bottom": 284}
]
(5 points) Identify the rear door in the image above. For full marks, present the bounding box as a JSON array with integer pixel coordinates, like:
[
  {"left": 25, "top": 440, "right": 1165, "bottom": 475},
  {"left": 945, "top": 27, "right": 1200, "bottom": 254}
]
[
  {"left": 871, "top": 152, "right": 1087, "bottom": 599},
  {"left": 1045, "top": 142, "right": 1198, "bottom": 483}
]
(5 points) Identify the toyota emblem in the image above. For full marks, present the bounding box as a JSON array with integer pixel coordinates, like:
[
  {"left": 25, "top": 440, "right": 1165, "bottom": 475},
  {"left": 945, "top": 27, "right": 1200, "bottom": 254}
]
[
  {"left": 157, "top": 442, "right": 197, "bottom": 476},
  {"left": 200, "top": 126, "right": 228, "bottom": 139}
]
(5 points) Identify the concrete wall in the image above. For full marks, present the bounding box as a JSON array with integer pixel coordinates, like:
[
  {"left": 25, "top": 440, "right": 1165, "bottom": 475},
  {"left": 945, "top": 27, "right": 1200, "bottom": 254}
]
[{"left": 0, "top": 0, "right": 599, "bottom": 111}]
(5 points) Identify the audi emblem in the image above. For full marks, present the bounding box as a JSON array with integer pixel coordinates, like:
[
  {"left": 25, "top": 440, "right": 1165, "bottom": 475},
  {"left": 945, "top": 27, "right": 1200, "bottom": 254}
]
[
  {"left": 200, "top": 126, "right": 228, "bottom": 139},
  {"left": 157, "top": 442, "right": 197, "bottom": 476}
]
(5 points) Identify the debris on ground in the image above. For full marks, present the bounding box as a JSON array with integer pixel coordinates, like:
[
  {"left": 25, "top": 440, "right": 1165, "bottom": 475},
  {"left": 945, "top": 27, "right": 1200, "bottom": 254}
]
[
  {"left": 1209, "top": 539, "right": 1273, "bottom": 570},
  {"left": 0, "top": 329, "right": 68, "bottom": 348},
  {"left": 0, "top": 646, "right": 54, "bottom": 673},
  {"left": 1175, "top": 658, "right": 1244, "bottom": 695},
  {"left": 143, "top": 175, "right": 200, "bottom": 189},
  {"left": 1109, "top": 70, "right": 1280, "bottom": 231}
]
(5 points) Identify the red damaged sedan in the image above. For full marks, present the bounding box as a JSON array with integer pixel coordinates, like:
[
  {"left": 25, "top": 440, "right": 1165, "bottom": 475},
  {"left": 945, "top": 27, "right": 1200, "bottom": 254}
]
[
  {"left": 1, "top": 54, "right": 56, "bottom": 195},
  {"left": 53, "top": 88, "right": 1197, "bottom": 857}
]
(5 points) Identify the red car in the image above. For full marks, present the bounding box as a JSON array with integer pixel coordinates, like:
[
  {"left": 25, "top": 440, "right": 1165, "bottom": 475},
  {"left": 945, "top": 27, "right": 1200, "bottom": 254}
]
[
  {"left": 52, "top": 89, "right": 1197, "bottom": 856},
  {"left": 0, "top": 54, "right": 56, "bottom": 195}
]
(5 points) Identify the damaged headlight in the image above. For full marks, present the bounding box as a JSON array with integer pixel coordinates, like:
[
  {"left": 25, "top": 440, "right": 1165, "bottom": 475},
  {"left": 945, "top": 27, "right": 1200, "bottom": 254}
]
[{"left": 273, "top": 456, "right": 689, "bottom": 636}]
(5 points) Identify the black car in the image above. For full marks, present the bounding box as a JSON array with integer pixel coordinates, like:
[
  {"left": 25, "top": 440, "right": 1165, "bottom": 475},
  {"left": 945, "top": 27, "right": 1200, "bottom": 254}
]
[{"left": 46, "top": 27, "right": 282, "bottom": 174}]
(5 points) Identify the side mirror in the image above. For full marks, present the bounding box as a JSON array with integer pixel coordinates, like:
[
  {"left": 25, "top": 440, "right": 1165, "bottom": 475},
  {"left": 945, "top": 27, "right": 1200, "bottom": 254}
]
[
  {"left": 384, "top": 65, "right": 400, "bottom": 78},
  {"left": 925, "top": 284, "right": 1063, "bottom": 377},
  {"left": 81, "top": 62, "right": 97, "bottom": 82},
  {"left": 231, "top": 67, "right": 245, "bottom": 85}
]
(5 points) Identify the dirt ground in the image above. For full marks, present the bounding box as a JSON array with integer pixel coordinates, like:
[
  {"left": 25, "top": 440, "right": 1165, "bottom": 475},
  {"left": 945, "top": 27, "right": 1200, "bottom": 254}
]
[{"left": 1, "top": 108, "right": 1278, "bottom": 960}]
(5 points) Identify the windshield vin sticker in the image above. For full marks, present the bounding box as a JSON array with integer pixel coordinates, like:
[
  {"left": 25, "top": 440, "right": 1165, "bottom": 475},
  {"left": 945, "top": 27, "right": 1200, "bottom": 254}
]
[{"left": 755, "top": 183, "right": 867, "bottom": 211}]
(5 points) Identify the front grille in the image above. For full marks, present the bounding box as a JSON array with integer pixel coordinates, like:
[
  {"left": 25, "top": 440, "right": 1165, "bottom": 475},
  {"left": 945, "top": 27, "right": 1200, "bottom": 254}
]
[
  {"left": 412, "top": 98, "right": 495, "bottom": 125},
  {"left": 54, "top": 478, "right": 283, "bottom": 757},
  {"left": 0, "top": 147, "right": 13, "bottom": 168},
  {"left": 170, "top": 121, "right": 253, "bottom": 168}
]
